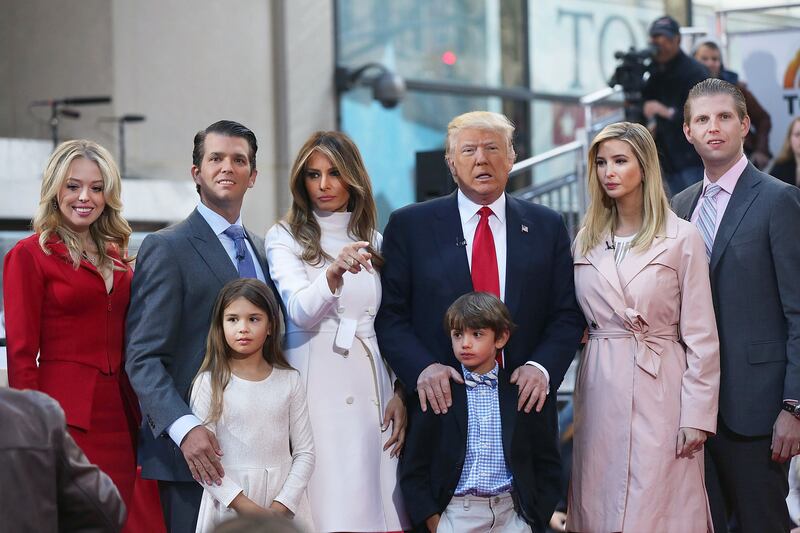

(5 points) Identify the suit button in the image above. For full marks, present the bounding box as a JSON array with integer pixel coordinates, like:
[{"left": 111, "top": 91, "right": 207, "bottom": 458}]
[
  {"left": 337, "top": 306, "right": 345, "bottom": 314},
  {"left": 591, "top": 321, "right": 598, "bottom": 329},
  {"left": 346, "top": 396, "right": 354, "bottom": 405},
  {"left": 366, "top": 306, "right": 376, "bottom": 316}
]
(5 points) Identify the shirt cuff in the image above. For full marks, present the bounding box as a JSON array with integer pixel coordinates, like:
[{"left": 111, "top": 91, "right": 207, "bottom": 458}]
[
  {"left": 524, "top": 361, "right": 550, "bottom": 395},
  {"left": 167, "top": 414, "right": 203, "bottom": 447}
]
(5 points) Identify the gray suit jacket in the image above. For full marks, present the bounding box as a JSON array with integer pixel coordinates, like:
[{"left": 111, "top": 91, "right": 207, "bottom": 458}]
[
  {"left": 672, "top": 163, "right": 800, "bottom": 436},
  {"left": 125, "top": 208, "right": 277, "bottom": 482}
]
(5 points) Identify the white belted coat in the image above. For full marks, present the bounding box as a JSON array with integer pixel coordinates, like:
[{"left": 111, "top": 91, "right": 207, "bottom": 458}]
[{"left": 266, "top": 211, "right": 409, "bottom": 532}]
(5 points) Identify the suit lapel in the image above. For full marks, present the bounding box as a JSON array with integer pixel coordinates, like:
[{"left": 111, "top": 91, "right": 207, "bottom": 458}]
[
  {"left": 433, "top": 192, "right": 473, "bottom": 297},
  {"left": 186, "top": 208, "right": 239, "bottom": 284},
  {"left": 498, "top": 372, "right": 517, "bottom": 456},
  {"left": 504, "top": 196, "right": 530, "bottom": 319},
  {"left": 710, "top": 165, "right": 760, "bottom": 272},
  {"left": 246, "top": 228, "right": 268, "bottom": 272},
  {"left": 675, "top": 182, "right": 703, "bottom": 221},
  {"left": 451, "top": 382, "right": 469, "bottom": 442}
]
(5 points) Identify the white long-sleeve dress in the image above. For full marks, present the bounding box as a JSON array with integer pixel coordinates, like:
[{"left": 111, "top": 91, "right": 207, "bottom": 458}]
[
  {"left": 265, "top": 211, "right": 409, "bottom": 532},
  {"left": 191, "top": 368, "right": 315, "bottom": 533}
]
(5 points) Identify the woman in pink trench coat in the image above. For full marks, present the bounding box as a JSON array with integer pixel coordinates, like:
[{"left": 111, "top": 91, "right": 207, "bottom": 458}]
[{"left": 567, "top": 122, "right": 720, "bottom": 533}]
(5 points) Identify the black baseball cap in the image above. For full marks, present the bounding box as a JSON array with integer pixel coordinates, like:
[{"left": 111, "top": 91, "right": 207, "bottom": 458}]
[{"left": 649, "top": 15, "right": 680, "bottom": 38}]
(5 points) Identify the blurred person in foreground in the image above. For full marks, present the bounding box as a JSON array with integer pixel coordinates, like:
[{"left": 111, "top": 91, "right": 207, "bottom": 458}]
[
  {"left": 693, "top": 40, "right": 772, "bottom": 170},
  {"left": 642, "top": 15, "right": 709, "bottom": 194},
  {"left": 672, "top": 78, "right": 800, "bottom": 533},
  {"left": 771, "top": 116, "right": 800, "bottom": 186},
  {"left": 0, "top": 387, "right": 125, "bottom": 532},
  {"left": 213, "top": 515, "right": 304, "bottom": 533},
  {"left": 568, "top": 121, "right": 719, "bottom": 532}
]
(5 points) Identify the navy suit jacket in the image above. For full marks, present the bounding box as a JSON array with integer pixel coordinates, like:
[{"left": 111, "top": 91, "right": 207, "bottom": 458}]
[
  {"left": 125, "top": 208, "right": 280, "bottom": 482},
  {"left": 375, "top": 191, "right": 584, "bottom": 391},
  {"left": 399, "top": 371, "right": 561, "bottom": 532}
]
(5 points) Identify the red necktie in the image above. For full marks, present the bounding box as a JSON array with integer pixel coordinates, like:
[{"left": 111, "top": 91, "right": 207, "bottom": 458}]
[{"left": 471, "top": 206, "right": 503, "bottom": 367}]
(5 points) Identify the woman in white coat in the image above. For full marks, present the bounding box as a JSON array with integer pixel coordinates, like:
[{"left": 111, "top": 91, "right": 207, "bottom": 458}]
[{"left": 265, "top": 131, "right": 409, "bottom": 532}]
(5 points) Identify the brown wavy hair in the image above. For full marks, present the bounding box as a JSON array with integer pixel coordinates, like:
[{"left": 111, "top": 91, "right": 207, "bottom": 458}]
[
  {"left": 192, "top": 279, "right": 290, "bottom": 424},
  {"left": 283, "top": 131, "right": 383, "bottom": 268},
  {"left": 33, "top": 139, "right": 132, "bottom": 268}
]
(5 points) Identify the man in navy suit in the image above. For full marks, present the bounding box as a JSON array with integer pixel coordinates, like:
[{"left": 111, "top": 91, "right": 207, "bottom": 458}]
[
  {"left": 126, "top": 120, "right": 279, "bottom": 532},
  {"left": 376, "top": 110, "right": 584, "bottom": 418}
]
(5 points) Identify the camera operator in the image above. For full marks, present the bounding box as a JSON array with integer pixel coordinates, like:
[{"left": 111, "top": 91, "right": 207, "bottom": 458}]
[{"left": 642, "top": 15, "right": 709, "bottom": 194}]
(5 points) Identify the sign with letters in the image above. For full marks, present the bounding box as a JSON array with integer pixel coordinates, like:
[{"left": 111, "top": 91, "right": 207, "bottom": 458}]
[{"left": 728, "top": 29, "right": 800, "bottom": 156}]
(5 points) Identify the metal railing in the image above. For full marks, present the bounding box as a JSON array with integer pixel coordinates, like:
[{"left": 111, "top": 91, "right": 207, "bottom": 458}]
[{"left": 509, "top": 86, "right": 624, "bottom": 237}]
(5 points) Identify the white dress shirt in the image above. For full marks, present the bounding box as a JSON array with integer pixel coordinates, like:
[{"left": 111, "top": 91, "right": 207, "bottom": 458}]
[
  {"left": 167, "top": 202, "right": 265, "bottom": 447},
  {"left": 456, "top": 190, "right": 550, "bottom": 387}
]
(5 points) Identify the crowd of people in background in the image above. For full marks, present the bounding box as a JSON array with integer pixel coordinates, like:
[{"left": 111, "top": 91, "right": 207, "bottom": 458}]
[{"left": 3, "top": 12, "right": 800, "bottom": 533}]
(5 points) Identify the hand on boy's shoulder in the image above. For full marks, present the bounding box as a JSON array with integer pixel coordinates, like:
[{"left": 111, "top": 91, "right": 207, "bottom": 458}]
[
  {"left": 510, "top": 364, "right": 548, "bottom": 413},
  {"left": 416, "top": 362, "right": 464, "bottom": 415}
]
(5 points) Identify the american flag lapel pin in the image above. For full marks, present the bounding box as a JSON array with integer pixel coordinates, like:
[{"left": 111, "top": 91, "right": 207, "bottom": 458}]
[{"left": 521, "top": 224, "right": 528, "bottom": 233}]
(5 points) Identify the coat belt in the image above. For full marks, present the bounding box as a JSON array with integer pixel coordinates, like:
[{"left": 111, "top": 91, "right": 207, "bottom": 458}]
[{"left": 587, "top": 309, "right": 679, "bottom": 378}]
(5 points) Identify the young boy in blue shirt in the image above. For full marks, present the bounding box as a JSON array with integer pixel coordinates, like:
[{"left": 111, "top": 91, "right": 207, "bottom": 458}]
[{"left": 399, "top": 292, "right": 561, "bottom": 532}]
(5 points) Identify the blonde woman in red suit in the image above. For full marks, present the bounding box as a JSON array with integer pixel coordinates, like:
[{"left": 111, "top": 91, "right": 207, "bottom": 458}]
[{"left": 3, "top": 140, "right": 159, "bottom": 532}]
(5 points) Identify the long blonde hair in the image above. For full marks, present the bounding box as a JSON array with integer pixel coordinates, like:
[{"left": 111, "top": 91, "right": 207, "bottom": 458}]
[
  {"left": 774, "top": 116, "right": 800, "bottom": 166},
  {"left": 192, "top": 279, "right": 290, "bottom": 424},
  {"left": 33, "top": 139, "right": 132, "bottom": 268},
  {"left": 284, "top": 131, "right": 383, "bottom": 268},
  {"left": 578, "top": 122, "right": 670, "bottom": 256}
]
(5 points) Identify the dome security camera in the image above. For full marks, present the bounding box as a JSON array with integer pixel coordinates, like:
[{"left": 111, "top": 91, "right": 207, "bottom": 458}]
[{"left": 373, "top": 71, "right": 406, "bottom": 108}]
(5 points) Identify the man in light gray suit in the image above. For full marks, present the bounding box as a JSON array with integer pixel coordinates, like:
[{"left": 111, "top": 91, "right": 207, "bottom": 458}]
[
  {"left": 672, "top": 78, "right": 800, "bottom": 533},
  {"left": 126, "top": 120, "right": 279, "bottom": 532}
]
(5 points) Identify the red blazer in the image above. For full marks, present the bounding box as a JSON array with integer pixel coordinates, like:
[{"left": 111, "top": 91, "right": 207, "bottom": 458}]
[{"left": 3, "top": 234, "right": 138, "bottom": 430}]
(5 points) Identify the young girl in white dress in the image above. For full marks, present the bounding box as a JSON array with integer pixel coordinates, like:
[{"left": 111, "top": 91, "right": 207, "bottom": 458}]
[{"left": 190, "top": 279, "right": 315, "bottom": 533}]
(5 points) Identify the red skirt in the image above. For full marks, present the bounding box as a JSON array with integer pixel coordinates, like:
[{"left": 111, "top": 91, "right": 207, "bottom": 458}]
[
  {"left": 68, "top": 372, "right": 164, "bottom": 533},
  {"left": 68, "top": 373, "right": 137, "bottom": 504}
]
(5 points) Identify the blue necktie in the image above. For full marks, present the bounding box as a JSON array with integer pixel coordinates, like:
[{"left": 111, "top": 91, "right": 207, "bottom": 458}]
[
  {"left": 223, "top": 225, "right": 258, "bottom": 279},
  {"left": 696, "top": 184, "right": 722, "bottom": 261},
  {"left": 464, "top": 368, "right": 499, "bottom": 389}
]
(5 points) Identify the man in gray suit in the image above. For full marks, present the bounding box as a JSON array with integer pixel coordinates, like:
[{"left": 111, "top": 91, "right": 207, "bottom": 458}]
[
  {"left": 126, "top": 120, "right": 278, "bottom": 531},
  {"left": 673, "top": 78, "right": 800, "bottom": 532}
]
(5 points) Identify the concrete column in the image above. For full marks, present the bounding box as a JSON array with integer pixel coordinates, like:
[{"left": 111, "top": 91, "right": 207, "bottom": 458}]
[
  {"left": 111, "top": 0, "right": 278, "bottom": 234},
  {"left": 269, "top": 0, "right": 337, "bottom": 222}
]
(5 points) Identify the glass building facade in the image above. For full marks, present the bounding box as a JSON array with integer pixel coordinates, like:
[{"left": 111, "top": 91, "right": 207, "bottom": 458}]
[{"left": 335, "top": 0, "right": 666, "bottom": 227}]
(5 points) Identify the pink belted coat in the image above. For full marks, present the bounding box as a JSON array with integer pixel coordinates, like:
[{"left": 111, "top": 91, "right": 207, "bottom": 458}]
[{"left": 567, "top": 212, "right": 720, "bottom": 533}]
